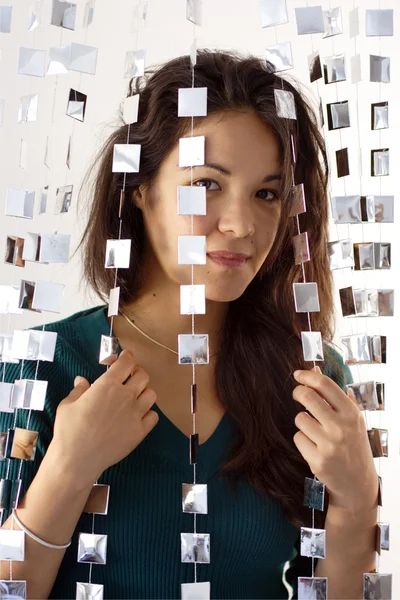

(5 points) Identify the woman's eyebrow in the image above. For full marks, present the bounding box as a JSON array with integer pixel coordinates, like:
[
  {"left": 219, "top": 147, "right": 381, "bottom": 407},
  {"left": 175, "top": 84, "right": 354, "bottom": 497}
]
[{"left": 178, "top": 162, "right": 281, "bottom": 183}]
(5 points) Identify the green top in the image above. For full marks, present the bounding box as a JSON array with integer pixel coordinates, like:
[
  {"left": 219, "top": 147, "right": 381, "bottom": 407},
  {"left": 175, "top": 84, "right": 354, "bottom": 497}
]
[{"left": 0, "top": 305, "right": 353, "bottom": 599}]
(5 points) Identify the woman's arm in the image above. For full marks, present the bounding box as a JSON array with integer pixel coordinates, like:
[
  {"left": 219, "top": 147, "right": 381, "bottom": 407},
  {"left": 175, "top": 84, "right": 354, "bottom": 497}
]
[{"left": 0, "top": 441, "right": 94, "bottom": 599}]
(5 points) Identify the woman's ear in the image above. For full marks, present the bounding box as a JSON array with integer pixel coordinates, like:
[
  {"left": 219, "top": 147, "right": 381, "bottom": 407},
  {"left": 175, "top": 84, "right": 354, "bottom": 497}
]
[{"left": 132, "top": 186, "right": 144, "bottom": 210}]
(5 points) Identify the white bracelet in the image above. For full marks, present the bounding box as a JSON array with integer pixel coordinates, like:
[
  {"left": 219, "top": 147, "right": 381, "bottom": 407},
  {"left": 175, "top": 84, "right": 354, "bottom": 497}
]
[{"left": 12, "top": 510, "right": 72, "bottom": 550}]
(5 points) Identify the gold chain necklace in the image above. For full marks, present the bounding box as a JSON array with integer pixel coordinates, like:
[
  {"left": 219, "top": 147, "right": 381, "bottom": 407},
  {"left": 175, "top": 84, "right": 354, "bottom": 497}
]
[{"left": 120, "top": 310, "right": 218, "bottom": 358}]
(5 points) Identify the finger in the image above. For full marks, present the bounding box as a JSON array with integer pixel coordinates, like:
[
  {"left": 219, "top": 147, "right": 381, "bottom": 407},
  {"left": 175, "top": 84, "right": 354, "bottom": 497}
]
[
  {"left": 68, "top": 377, "right": 91, "bottom": 400},
  {"left": 293, "top": 369, "right": 358, "bottom": 416},
  {"left": 294, "top": 410, "right": 325, "bottom": 446},
  {"left": 141, "top": 409, "right": 159, "bottom": 435},
  {"left": 293, "top": 385, "right": 336, "bottom": 425},
  {"left": 124, "top": 367, "right": 150, "bottom": 398},
  {"left": 102, "top": 348, "right": 137, "bottom": 384}
]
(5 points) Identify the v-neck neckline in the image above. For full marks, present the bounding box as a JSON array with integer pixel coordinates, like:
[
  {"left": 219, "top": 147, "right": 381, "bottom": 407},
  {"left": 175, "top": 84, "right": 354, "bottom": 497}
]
[{"left": 78, "top": 305, "right": 239, "bottom": 479}]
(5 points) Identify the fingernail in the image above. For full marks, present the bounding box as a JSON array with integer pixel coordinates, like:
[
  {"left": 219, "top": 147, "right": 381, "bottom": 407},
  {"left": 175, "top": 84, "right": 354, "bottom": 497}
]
[
  {"left": 74, "top": 376, "right": 83, "bottom": 386},
  {"left": 293, "top": 370, "right": 302, "bottom": 377},
  {"left": 313, "top": 366, "right": 322, "bottom": 374}
]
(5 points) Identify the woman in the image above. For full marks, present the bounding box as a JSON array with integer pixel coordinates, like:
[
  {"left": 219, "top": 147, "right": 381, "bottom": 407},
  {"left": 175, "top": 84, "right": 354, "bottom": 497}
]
[{"left": 0, "top": 49, "right": 374, "bottom": 599}]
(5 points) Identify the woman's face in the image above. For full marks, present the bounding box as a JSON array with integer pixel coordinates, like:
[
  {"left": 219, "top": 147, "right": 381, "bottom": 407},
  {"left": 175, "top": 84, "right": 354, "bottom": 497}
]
[{"left": 133, "top": 109, "right": 282, "bottom": 303}]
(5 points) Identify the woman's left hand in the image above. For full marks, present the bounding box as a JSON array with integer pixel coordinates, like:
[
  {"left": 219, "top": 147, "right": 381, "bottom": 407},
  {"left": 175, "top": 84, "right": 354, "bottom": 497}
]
[{"left": 292, "top": 366, "right": 379, "bottom": 514}]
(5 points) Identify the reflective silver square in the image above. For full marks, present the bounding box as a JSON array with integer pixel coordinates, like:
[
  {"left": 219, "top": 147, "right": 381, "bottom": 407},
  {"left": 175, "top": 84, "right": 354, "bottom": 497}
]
[
  {"left": 349, "top": 7, "right": 359, "bottom": 37},
  {"left": 178, "top": 335, "right": 209, "bottom": 365},
  {"left": 0, "top": 529, "right": 25, "bottom": 561},
  {"left": 331, "top": 195, "right": 361, "bottom": 224},
  {"left": 293, "top": 283, "right": 320, "bottom": 313},
  {"left": 339, "top": 287, "right": 356, "bottom": 317},
  {"left": 54, "top": 184, "right": 73, "bottom": 214},
  {"left": 376, "top": 523, "right": 390, "bottom": 554},
  {"left": 179, "top": 136, "right": 205, "bottom": 167},
  {"left": 77, "top": 533, "right": 108, "bottom": 565},
  {"left": 18, "top": 47, "right": 46, "bottom": 77},
  {"left": 108, "top": 287, "right": 120, "bottom": 317},
  {"left": 366, "top": 9, "right": 393, "bottom": 37},
  {"left": 5, "top": 236, "right": 25, "bottom": 267},
  {"left": 11, "top": 428, "right": 39, "bottom": 461},
  {"left": 0, "top": 335, "right": 19, "bottom": 365},
  {"left": 19, "top": 280, "right": 40, "bottom": 312},
  {"left": 186, "top": 0, "right": 202, "bottom": 26},
  {"left": 368, "top": 428, "right": 388, "bottom": 458},
  {"left": 21, "top": 232, "right": 39, "bottom": 262},
  {"left": 32, "top": 280, "right": 65, "bottom": 313},
  {"left": 292, "top": 233, "right": 310, "bottom": 265},
  {"left": 308, "top": 51, "right": 322, "bottom": 83},
  {"left": 260, "top": 0, "right": 288, "bottom": 28},
  {"left": 304, "top": 477, "right": 325, "bottom": 512},
  {"left": 347, "top": 381, "right": 381, "bottom": 411},
  {"left": 371, "top": 149, "right": 389, "bottom": 176},
  {"left": 371, "top": 102, "right": 388, "bottom": 130},
  {"left": 83, "top": 484, "right": 110, "bottom": 515},
  {"left": 11, "top": 329, "right": 56, "bottom": 362},
  {"left": 39, "top": 233, "right": 70, "bottom": 264},
  {"left": 0, "top": 6, "right": 12, "bottom": 32},
  {"left": 18, "top": 94, "right": 38, "bottom": 123},
  {"left": 0, "top": 580, "right": 26, "bottom": 598},
  {"left": 124, "top": 49, "right": 146, "bottom": 78},
  {"left": 0, "top": 383, "right": 14, "bottom": 413},
  {"left": 340, "top": 334, "right": 371, "bottom": 364},
  {"left": 370, "top": 195, "right": 394, "bottom": 223},
  {"left": 105, "top": 239, "right": 131, "bottom": 269},
  {"left": 76, "top": 582, "right": 104, "bottom": 600},
  {"left": 298, "top": 577, "right": 327, "bottom": 599},
  {"left": 265, "top": 41, "right": 293, "bottom": 72},
  {"left": 5, "top": 189, "right": 35, "bottom": 219},
  {"left": 99, "top": 335, "right": 119, "bottom": 366},
  {"left": 288, "top": 184, "right": 306, "bottom": 217},
  {"left": 0, "top": 434, "right": 7, "bottom": 460},
  {"left": 0, "top": 286, "right": 23, "bottom": 316},
  {"left": 370, "top": 55, "right": 390, "bottom": 83},
  {"left": 375, "top": 243, "right": 391, "bottom": 269},
  {"left": 66, "top": 89, "right": 87, "bottom": 122},
  {"left": 181, "top": 533, "right": 210, "bottom": 563},
  {"left": 112, "top": 144, "right": 141, "bottom": 173},
  {"left": 350, "top": 54, "right": 362, "bottom": 84},
  {"left": 327, "top": 101, "right": 350, "bottom": 130},
  {"left": 51, "top": 0, "right": 77, "bottom": 30},
  {"left": 300, "top": 527, "right": 326, "bottom": 559},
  {"left": 301, "top": 331, "right": 324, "bottom": 362},
  {"left": 371, "top": 335, "right": 386, "bottom": 364},
  {"left": 354, "top": 243, "right": 374, "bottom": 271},
  {"left": 69, "top": 43, "right": 98, "bottom": 75},
  {"left": 177, "top": 186, "right": 206, "bottom": 215},
  {"left": 328, "top": 239, "right": 354, "bottom": 270},
  {"left": 178, "top": 87, "right": 207, "bottom": 117},
  {"left": 39, "top": 186, "right": 49, "bottom": 214},
  {"left": 181, "top": 581, "right": 210, "bottom": 599},
  {"left": 123, "top": 95, "right": 140, "bottom": 125},
  {"left": 47, "top": 45, "right": 70, "bottom": 75},
  {"left": 182, "top": 483, "right": 208, "bottom": 514},
  {"left": 274, "top": 89, "right": 296, "bottom": 119},
  {"left": 178, "top": 236, "right": 206, "bottom": 265},
  {"left": 180, "top": 285, "right": 206, "bottom": 315},
  {"left": 323, "top": 54, "right": 346, "bottom": 84},
  {"left": 10, "top": 380, "right": 48, "bottom": 411},
  {"left": 336, "top": 148, "right": 349, "bottom": 178},
  {"left": 323, "top": 7, "right": 342, "bottom": 38},
  {"left": 295, "top": 6, "right": 324, "bottom": 35}
]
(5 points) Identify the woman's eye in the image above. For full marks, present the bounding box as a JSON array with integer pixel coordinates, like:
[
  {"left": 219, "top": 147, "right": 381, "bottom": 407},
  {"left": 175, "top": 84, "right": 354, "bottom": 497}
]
[
  {"left": 193, "top": 179, "right": 219, "bottom": 190},
  {"left": 258, "top": 189, "right": 279, "bottom": 201}
]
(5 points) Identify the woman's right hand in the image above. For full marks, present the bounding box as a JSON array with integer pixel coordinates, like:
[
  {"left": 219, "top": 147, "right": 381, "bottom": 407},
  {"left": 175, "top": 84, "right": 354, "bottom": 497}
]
[{"left": 51, "top": 349, "right": 159, "bottom": 484}]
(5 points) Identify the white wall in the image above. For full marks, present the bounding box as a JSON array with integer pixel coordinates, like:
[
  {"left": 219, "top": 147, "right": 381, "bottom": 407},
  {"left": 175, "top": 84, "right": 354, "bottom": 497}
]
[{"left": 0, "top": 0, "right": 398, "bottom": 589}]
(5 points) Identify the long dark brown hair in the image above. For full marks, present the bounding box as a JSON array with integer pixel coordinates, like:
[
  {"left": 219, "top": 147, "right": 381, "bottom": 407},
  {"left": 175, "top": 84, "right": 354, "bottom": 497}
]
[{"left": 74, "top": 49, "right": 341, "bottom": 529}]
